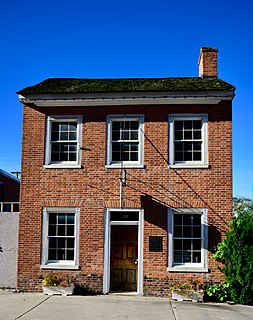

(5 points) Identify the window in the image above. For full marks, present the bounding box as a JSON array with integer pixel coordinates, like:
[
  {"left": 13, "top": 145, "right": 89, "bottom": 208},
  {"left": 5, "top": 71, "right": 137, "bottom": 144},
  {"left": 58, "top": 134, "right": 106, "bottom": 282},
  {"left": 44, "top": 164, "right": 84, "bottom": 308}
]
[
  {"left": 168, "top": 208, "right": 208, "bottom": 272},
  {"left": 41, "top": 207, "right": 80, "bottom": 269},
  {"left": 106, "top": 115, "right": 144, "bottom": 167},
  {"left": 169, "top": 114, "right": 208, "bottom": 167},
  {"left": 45, "top": 116, "right": 82, "bottom": 167}
]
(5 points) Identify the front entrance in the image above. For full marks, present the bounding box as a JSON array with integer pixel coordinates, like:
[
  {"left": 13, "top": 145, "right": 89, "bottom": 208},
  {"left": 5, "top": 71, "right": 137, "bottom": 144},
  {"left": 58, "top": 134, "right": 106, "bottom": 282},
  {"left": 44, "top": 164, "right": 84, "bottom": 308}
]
[{"left": 110, "top": 225, "right": 138, "bottom": 292}]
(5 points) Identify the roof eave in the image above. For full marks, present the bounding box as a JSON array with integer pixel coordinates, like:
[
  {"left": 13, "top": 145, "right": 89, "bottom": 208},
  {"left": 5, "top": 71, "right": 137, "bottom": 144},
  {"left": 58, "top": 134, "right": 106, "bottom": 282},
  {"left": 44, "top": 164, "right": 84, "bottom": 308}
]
[{"left": 18, "top": 90, "right": 235, "bottom": 107}]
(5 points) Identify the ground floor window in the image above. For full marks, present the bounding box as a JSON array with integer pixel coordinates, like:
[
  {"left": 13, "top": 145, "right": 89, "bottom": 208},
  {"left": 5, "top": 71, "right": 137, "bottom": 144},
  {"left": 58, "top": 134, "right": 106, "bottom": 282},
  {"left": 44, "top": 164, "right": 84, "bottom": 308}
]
[
  {"left": 168, "top": 208, "right": 208, "bottom": 272},
  {"left": 41, "top": 207, "right": 80, "bottom": 269}
]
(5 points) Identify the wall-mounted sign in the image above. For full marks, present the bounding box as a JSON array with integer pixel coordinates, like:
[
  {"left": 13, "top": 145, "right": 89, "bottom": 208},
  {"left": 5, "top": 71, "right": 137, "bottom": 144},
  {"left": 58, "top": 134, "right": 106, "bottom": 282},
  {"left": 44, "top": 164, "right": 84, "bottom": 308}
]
[{"left": 149, "top": 236, "right": 163, "bottom": 252}]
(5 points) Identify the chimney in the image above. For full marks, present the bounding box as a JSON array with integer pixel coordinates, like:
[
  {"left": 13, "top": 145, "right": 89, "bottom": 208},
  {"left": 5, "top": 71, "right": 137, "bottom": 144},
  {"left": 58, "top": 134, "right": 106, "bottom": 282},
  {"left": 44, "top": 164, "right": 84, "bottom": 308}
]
[{"left": 198, "top": 47, "right": 218, "bottom": 78}]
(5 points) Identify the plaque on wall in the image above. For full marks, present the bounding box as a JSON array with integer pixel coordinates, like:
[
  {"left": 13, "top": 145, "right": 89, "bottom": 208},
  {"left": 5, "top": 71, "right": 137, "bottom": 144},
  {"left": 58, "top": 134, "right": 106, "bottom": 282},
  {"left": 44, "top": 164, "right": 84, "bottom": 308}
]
[{"left": 149, "top": 236, "right": 163, "bottom": 252}]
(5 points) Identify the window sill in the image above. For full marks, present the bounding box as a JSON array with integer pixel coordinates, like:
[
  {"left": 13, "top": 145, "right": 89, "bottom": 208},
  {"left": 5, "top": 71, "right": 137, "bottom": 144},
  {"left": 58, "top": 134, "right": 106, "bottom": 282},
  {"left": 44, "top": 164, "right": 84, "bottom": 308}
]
[
  {"left": 169, "top": 164, "right": 209, "bottom": 169},
  {"left": 167, "top": 267, "right": 209, "bottom": 273},
  {"left": 43, "top": 165, "right": 82, "bottom": 169},
  {"left": 105, "top": 164, "right": 145, "bottom": 169},
  {"left": 41, "top": 264, "right": 79, "bottom": 270}
]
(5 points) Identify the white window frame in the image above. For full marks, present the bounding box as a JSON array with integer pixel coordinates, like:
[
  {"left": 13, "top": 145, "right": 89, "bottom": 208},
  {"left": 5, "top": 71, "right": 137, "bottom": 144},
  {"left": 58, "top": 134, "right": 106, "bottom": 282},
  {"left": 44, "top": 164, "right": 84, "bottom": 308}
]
[
  {"left": 168, "top": 208, "right": 208, "bottom": 272},
  {"left": 106, "top": 115, "right": 144, "bottom": 168},
  {"left": 169, "top": 114, "right": 208, "bottom": 168},
  {"left": 44, "top": 116, "right": 82, "bottom": 168},
  {"left": 41, "top": 207, "right": 80, "bottom": 270}
]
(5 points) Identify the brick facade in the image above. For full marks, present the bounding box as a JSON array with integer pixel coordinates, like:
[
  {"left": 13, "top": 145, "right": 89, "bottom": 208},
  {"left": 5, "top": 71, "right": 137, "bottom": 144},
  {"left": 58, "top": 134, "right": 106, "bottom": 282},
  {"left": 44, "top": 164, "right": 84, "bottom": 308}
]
[{"left": 17, "top": 100, "right": 232, "bottom": 296}]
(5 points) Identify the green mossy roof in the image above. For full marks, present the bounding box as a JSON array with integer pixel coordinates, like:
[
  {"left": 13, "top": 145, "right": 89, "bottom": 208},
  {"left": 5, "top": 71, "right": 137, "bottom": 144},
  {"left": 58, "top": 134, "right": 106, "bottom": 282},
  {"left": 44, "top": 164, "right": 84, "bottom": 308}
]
[{"left": 17, "top": 77, "right": 235, "bottom": 95}]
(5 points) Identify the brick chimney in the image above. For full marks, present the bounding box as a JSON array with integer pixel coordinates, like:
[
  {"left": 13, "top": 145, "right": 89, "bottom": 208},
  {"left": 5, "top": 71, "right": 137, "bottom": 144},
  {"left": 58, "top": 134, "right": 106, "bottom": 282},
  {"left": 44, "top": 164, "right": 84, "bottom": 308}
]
[{"left": 198, "top": 47, "right": 218, "bottom": 78}]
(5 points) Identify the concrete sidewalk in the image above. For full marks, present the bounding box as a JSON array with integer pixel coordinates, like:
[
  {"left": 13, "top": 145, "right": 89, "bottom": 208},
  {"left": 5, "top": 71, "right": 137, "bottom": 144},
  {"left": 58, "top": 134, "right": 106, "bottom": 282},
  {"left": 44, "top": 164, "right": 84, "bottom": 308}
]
[{"left": 0, "top": 290, "right": 253, "bottom": 320}]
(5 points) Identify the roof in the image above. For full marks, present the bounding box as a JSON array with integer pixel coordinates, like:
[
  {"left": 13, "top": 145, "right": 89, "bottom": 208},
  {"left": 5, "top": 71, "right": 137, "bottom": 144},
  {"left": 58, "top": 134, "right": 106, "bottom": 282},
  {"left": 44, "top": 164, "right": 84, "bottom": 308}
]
[
  {"left": 17, "top": 77, "right": 235, "bottom": 95},
  {"left": 0, "top": 169, "right": 20, "bottom": 183}
]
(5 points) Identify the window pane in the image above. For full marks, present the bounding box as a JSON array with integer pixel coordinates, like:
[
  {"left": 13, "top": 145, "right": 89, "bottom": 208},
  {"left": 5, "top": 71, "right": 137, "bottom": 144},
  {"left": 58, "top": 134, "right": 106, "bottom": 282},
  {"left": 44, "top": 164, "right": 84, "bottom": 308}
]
[
  {"left": 69, "top": 132, "right": 77, "bottom": 140},
  {"left": 183, "top": 214, "right": 191, "bottom": 225},
  {"left": 51, "top": 132, "right": 59, "bottom": 141},
  {"left": 175, "top": 142, "right": 183, "bottom": 151},
  {"left": 193, "top": 239, "right": 201, "bottom": 250},
  {"left": 183, "top": 226, "right": 191, "bottom": 237},
  {"left": 67, "top": 249, "right": 74, "bottom": 260},
  {"left": 174, "top": 226, "right": 182, "bottom": 237},
  {"left": 49, "top": 237, "right": 57, "bottom": 248},
  {"left": 112, "top": 121, "right": 120, "bottom": 130},
  {"left": 193, "top": 252, "right": 201, "bottom": 263},
  {"left": 193, "top": 130, "right": 201, "bottom": 139},
  {"left": 58, "top": 225, "right": 66, "bottom": 236},
  {"left": 131, "top": 121, "right": 139, "bottom": 130},
  {"left": 48, "top": 249, "right": 57, "bottom": 260},
  {"left": 131, "top": 131, "right": 138, "bottom": 140},
  {"left": 130, "top": 152, "right": 138, "bottom": 161},
  {"left": 69, "top": 153, "right": 77, "bottom": 161},
  {"left": 193, "top": 152, "right": 201, "bottom": 161},
  {"left": 58, "top": 215, "right": 65, "bottom": 224},
  {"left": 184, "top": 131, "right": 192, "bottom": 140},
  {"left": 175, "top": 121, "right": 183, "bottom": 130},
  {"left": 193, "top": 215, "right": 201, "bottom": 224},
  {"left": 193, "top": 142, "right": 201, "bottom": 151},
  {"left": 48, "top": 225, "right": 56, "bottom": 236},
  {"left": 193, "top": 120, "right": 202, "bottom": 129},
  {"left": 183, "top": 239, "right": 191, "bottom": 250},
  {"left": 174, "top": 251, "right": 182, "bottom": 263},
  {"left": 67, "top": 214, "right": 75, "bottom": 224},
  {"left": 184, "top": 151, "right": 192, "bottom": 161},
  {"left": 184, "top": 121, "right": 192, "bottom": 130},
  {"left": 175, "top": 152, "right": 183, "bottom": 161},
  {"left": 175, "top": 131, "right": 183, "bottom": 140},
  {"left": 67, "top": 238, "right": 75, "bottom": 249},
  {"left": 60, "top": 123, "right": 68, "bottom": 131},
  {"left": 58, "top": 249, "right": 65, "bottom": 260},
  {"left": 193, "top": 226, "right": 201, "bottom": 237},
  {"left": 60, "top": 132, "right": 68, "bottom": 140},
  {"left": 58, "top": 237, "right": 66, "bottom": 249},
  {"left": 183, "top": 251, "right": 192, "bottom": 262},
  {"left": 112, "top": 131, "right": 120, "bottom": 140},
  {"left": 174, "top": 239, "right": 182, "bottom": 250},
  {"left": 49, "top": 213, "right": 57, "bottom": 224},
  {"left": 67, "top": 225, "right": 74, "bottom": 236},
  {"left": 69, "top": 123, "right": 77, "bottom": 131},
  {"left": 122, "top": 131, "right": 129, "bottom": 140},
  {"left": 174, "top": 214, "right": 182, "bottom": 225},
  {"left": 130, "top": 143, "right": 139, "bottom": 151}
]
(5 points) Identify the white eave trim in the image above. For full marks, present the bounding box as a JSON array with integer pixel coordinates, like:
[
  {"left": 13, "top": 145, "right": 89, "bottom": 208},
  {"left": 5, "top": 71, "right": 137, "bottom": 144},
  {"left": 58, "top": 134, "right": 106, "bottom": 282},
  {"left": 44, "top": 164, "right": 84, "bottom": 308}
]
[
  {"left": 18, "top": 90, "right": 235, "bottom": 106},
  {"left": 18, "top": 92, "right": 234, "bottom": 107}
]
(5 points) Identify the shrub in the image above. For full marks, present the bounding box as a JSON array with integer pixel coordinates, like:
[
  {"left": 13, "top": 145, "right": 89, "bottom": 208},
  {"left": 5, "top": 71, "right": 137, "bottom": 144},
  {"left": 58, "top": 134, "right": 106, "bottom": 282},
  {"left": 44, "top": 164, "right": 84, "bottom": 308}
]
[{"left": 212, "top": 197, "right": 253, "bottom": 305}]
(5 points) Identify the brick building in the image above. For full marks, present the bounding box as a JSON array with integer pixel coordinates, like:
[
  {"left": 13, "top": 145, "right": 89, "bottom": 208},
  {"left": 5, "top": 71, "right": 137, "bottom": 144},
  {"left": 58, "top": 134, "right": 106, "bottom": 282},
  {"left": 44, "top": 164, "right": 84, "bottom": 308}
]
[
  {"left": 0, "top": 169, "right": 20, "bottom": 203},
  {"left": 17, "top": 47, "right": 235, "bottom": 295}
]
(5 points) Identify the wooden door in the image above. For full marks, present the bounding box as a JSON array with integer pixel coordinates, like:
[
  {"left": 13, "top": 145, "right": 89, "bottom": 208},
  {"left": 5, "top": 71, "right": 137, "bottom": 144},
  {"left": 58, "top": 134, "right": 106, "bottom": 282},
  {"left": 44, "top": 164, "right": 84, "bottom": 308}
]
[{"left": 110, "top": 225, "right": 138, "bottom": 292}]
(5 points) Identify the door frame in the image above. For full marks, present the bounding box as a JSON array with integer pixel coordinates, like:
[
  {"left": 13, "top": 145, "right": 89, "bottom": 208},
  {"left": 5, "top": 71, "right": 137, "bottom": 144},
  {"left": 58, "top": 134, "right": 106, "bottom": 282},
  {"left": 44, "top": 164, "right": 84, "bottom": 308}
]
[{"left": 103, "top": 208, "right": 144, "bottom": 294}]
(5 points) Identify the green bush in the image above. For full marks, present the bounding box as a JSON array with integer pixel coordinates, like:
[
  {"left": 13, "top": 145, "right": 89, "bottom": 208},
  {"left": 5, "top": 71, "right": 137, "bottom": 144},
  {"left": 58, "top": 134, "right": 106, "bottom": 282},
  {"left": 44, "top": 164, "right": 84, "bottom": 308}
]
[
  {"left": 205, "top": 282, "right": 230, "bottom": 302},
  {"left": 212, "top": 197, "right": 253, "bottom": 305}
]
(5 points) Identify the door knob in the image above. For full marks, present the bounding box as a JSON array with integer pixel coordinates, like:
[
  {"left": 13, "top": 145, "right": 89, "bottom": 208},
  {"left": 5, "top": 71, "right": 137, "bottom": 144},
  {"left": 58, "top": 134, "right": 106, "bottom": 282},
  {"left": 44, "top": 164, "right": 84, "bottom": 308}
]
[{"left": 134, "top": 259, "right": 138, "bottom": 265}]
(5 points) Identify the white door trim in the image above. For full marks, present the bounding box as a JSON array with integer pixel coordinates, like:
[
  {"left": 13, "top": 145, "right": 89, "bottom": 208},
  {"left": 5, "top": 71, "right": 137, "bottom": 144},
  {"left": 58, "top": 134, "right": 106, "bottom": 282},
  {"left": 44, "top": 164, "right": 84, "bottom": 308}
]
[{"left": 103, "top": 208, "right": 144, "bottom": 294}]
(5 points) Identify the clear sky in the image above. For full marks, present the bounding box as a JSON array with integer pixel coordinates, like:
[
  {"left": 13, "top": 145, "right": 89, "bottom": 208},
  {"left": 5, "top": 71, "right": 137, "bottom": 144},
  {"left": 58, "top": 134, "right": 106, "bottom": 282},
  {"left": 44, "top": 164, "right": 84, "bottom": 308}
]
[{"left": 0, "top": 0, "right": 252, "bottom": 198}]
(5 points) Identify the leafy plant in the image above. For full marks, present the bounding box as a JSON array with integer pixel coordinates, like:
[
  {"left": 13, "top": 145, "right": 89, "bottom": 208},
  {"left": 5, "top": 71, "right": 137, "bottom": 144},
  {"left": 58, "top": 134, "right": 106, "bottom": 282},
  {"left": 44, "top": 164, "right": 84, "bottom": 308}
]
[
  {"left": 42, "top": 273, "right": 75, "bottom": 288},
  {"left": 206, "top": 282, "right": 230, "bottom": 302},
  {"left": 170, "top": 280, "right": 204, "bottom": 298},
  {"left": 212, "top": 197, "right": 253, "bottom": 305}
]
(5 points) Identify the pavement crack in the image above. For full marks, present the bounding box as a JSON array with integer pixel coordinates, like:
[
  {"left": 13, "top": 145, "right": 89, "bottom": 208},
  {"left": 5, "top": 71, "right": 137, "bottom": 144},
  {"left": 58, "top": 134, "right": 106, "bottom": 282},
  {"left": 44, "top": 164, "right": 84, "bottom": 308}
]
[
  {"left": 169, "top": 300, "right": 177, "bottom": 320},
  {"left": 14, "top": 296, "right": 51, "bottom": 320}
]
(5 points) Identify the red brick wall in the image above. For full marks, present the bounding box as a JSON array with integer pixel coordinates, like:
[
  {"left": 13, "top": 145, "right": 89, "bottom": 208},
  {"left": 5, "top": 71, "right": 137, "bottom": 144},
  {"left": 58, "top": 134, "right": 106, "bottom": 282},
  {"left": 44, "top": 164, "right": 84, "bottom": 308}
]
[{"left": 17, "top": 101, "right": 232, "bottom": 295}]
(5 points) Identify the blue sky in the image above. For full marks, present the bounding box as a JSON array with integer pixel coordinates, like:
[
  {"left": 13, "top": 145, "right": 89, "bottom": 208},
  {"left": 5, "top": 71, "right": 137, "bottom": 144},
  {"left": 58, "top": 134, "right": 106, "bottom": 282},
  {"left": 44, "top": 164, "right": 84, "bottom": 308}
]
[{"left": 0, "top": 0, "right": 252, "bottom": 198}]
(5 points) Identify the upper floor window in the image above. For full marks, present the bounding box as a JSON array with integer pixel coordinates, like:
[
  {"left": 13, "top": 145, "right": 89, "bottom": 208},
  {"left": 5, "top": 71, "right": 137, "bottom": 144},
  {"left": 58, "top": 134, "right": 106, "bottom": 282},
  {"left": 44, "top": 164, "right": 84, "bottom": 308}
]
[
  {"left": 169, "top": 114, "right": 208, "bottom": 168},
  {"left": 106, "top": 115, "right": 144, "bottom": 168},
  {"left": 45, "top": 116, "right": 82, "bottom": 167}
]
